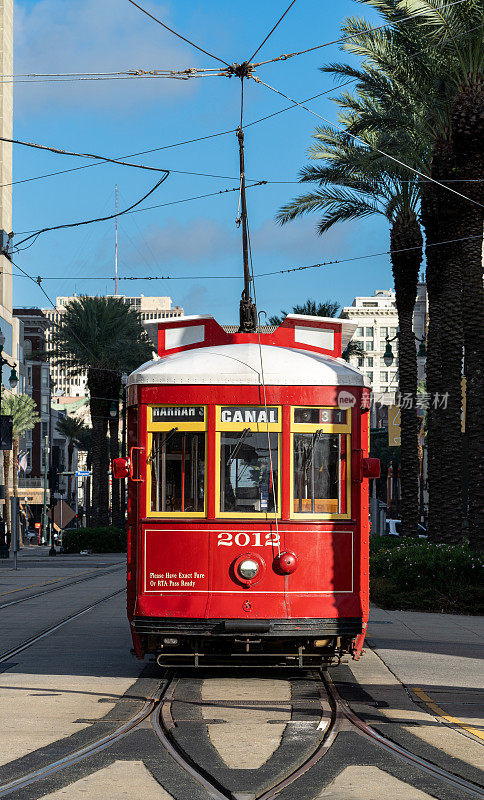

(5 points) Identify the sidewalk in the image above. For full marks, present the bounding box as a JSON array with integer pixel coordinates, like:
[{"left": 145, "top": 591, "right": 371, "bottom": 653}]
[{"left": 332, "top": 604, "right": 484, "bottom": 778}]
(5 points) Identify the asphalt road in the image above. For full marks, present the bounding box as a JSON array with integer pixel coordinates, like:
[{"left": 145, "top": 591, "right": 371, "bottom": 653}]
[{"left": 0, "top": 554, "right": 481, "bottom": 800}]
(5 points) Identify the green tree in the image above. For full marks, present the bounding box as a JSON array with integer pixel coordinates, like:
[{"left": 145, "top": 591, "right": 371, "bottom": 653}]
[
  {"left": 269, "top": 298, "right": 364, "bottom": 361},
  {"left": 277, "top": 125, "right": 423, "bottom": 538},
  {"left": 269, "top": 298, "right": 340, "bottom": 325},
  {"left": 2, "top": 392, "right": 41, "bottom": 541},
  {"left": 50, "top": 297, "right": 152, "bottom": 526},
  {"left": 332, "top": 1, "right": 483, "bottom": 545}
]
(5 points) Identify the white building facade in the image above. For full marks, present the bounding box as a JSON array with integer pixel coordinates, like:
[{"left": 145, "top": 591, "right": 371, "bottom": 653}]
[
  {"left": 342, "top": 282, "right": 428, "bottom": 398},
  {"left": 42, "top": 295, "right": 184, "bottom": 397}
]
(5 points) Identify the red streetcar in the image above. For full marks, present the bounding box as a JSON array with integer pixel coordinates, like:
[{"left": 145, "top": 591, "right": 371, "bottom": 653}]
[{"left": 114, "top": 313, "right": 379, "bottom": 667}]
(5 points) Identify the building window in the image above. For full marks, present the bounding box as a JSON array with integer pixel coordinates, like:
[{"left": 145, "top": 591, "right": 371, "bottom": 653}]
[
  {"left": 355, "top": 327, "right": 364, "bottom": 337},
  {"left": 366, "top": 357, "right": 373, "bottom": 367},
  {"left": 41, "top": 421, "right": 49, "bottom": 438},
  {"left": 41, "top": 368, "right": 49, "bottom": 388},
  {"left": 357, "top": 357, "right": 364, "bottom": 367},
  {"left": 366, "top": 371, "right": 373, "bottom": 381},
  {"left": 41, "top": 396, "right": 49, "bottom": 414},
  {"left": 389, "top": 327, "right": 398, "bottom": 337},
  {"left": 380, "top": 371, "right": 388, "bottom": 382},
  {"left": 365, "top": 327, "right": 373, "bottom": 337},
  {"left": 364, "top": 340, "right": 373, "bottom": 351},
  {"left": 380, "top": 327, "right": 388, "bottom": 338}
]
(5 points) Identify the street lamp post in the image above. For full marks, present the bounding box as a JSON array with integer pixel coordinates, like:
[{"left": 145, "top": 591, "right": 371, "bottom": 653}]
[{"left": 120, "top": 373, "right": 128, "bottom": 523}]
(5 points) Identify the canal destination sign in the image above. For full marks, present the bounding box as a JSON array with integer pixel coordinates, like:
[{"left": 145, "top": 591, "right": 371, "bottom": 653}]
[{"left": 221, "top": 407, "right": 278, "bottom": 424}]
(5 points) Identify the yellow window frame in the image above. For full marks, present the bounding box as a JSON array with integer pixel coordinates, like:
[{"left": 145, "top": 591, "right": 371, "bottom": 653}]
[
  {"left": 290, "top": 406, "right": 351, "bottom": 520},
  {"left": 146, "top": 405, "right": 207, "bottom": 518},
  {"left": 215, "top": 405, "right": 282, "bottom": 519}
]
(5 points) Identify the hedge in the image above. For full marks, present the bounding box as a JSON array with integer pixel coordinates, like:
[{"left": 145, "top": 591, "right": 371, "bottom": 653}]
[
  {"left": 370, "top": 538, "right": 483, "bottom": 615},
  {"left": 61, "top": 527, "right": 126, "bottom": 554}
]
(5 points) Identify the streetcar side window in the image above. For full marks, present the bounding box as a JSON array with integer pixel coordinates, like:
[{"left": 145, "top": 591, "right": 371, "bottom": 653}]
[
  {"left": 220, "top": 431, "right": 278, "bottom": 513},
  {"left": 150, "top": 431, "right": 205, "bottom": 514},
  {"left": 293, "top": 432, "right": 346, "bottom": 515}
]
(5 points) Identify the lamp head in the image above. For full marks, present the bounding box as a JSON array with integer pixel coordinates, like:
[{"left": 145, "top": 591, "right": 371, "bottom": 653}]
[
  {"left": 383, "top": 339, "right": 394, "bottom": 367},
  {"left": 8, "top": 367, "right": 18, "bottom": 390}
]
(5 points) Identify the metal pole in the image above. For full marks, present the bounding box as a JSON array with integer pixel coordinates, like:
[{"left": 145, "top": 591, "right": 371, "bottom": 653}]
[
  {"left": 11, "top": 496, "right": 18, "bottom": 570},
  {"left": 41, "top": 434, "right": 49, "bottom": 544},
  {"left": 114, "top": 185, "right": 118, "bottom": 295}
]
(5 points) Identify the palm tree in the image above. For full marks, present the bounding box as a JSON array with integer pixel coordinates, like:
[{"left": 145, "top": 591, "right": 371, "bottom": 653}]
[
  {"left": 1, "top": 393, "right": 41, "bottom": 541},
  {"left": 278, "top": 127, "right": 423, "bottom": 538},
  {"left": 397, "top": 0, "right": 483, "bottom": 549},
  {"left": 269, "top": 299, "right": 340, "bottom": 325},
  {"left": 49, "top": 297, "right": 153, "bottom": 526},
  {"left": 269, "top": 298, "right": 364, "bottom": 361},
  {"left": 56, "top": 415, "right": 88, "bottom": 504},
  {"left": 315, "top": 4, "right": 482, "bottom": 543}
]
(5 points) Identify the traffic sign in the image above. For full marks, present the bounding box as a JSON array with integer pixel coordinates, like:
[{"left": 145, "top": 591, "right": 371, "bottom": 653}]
[{"left": 76, "top": 470, "right": 91, "bottom": 477}]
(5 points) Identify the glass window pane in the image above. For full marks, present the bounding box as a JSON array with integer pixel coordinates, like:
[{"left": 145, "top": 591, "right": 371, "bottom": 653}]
[
  {"left": 220, "top": 431, "right": 278, "bottom": 513},
  {"left": 366, "top": 357, "right": 373, "bottom": 367},
  {"left": 150, "top": 431, "right": 205, "bottom": 513},
  {"left": 380, "top": 327, "right": 388, "bottom": 337},
  {"left": 293, "top": 433, "right": 346, "bottom": 514},
  {"left": 294, "top": 408, "right": 346, "bottom": 425},
  {"left": 365, "top": 327, "right": 373, "bottom": 337},
  {"left": 380, "top": 371, "right": 388, "bottom": 382},
  {"left": 355, "top": 327, "right": 364, "bottom": 337}
]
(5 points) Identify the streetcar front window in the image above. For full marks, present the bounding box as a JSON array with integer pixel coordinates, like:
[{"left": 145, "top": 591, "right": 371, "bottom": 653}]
[
  {"left": 293, "top": 432, "right": 346, "bottom": 514},
  {"left": 150, "top": 431, "right": 205, "bottom": 513},
  {"left": 220, "top": 431, "right": 278, "bottom": 513}
]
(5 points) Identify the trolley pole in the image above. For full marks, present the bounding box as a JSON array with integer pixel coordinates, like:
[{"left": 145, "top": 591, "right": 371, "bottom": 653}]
[{"left": 237, "top": 123, "right": 257, "bottom": 333}]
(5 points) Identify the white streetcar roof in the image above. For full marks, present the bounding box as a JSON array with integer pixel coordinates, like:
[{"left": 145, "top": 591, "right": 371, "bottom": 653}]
[{"left": 128, "top": 342, "right": 370, "bottom": 387}]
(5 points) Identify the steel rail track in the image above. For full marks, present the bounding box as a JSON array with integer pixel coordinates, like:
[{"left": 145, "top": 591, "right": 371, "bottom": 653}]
[
  {"left": 323, "top": 671, "right": 484, "bottom": 799},
  {"left": 0, "top": 680, "right": 166, "bottom": 798},
  {"left": 0, "top": 589, "right": 124, "bottom": 665},
  {"left": 0, "top": 565, "right": 124, "bottom": 611},
  {"left": 151, "top": 671, "right": 342, "bottom": 800}
]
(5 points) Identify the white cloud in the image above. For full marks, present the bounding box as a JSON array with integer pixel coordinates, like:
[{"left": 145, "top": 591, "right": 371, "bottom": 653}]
[{"left": 14, "top": 0, "right": 199, "bottom": 112}]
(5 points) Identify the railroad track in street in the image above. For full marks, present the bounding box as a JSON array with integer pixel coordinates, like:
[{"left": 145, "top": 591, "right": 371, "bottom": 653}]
[
  {"left": 0, "top": 565, "right": 125, "bottom": 610},
  {"left": 0, "top": 588, "right": 124, "bottom": 664},
  {"left": 0, "top": 667, "right": 482, "bottom": 798},
  {"left": 150, "top": 670, "right": 484, "bottom": 800}
]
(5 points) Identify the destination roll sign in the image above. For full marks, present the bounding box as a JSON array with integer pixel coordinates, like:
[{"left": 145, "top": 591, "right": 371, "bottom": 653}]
[
  {"left": 221, "top": 406, "right": 278, "bottom": 423},
  {"left": 153, "top": 406, "right": 204, "bottom": 421}
]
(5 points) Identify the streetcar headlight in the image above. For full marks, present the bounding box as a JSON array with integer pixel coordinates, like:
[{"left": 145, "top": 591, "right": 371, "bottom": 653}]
[{"left": 238, "top": 558, "right": 259, "bottom": 580}]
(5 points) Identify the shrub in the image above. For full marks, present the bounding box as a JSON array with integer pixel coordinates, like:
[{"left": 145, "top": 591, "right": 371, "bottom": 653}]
[
  {"left": 370, "top": 538, "right": 483, "bottom": 614},
  {"left": 61, "top": 527, "right": 126, "bottom": 554}
]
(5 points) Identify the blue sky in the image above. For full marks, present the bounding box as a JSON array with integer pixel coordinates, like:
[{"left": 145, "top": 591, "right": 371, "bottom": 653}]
[{"left": 12, "top": 0, "right": 391, "bottom": 321}]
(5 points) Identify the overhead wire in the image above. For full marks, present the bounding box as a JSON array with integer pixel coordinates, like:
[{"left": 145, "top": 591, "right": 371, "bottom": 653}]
[
  {"left": 251, "top": 0, "right": 469, "bottom": 67},
  {"left": 7, "top": 232, "right": 480, "bottom": 282},
  {"left": 12, "top": 172, "right": 170, "bottom": 250},
  {"left": 248, "top": 0, "right": 298, "bottom": 62},
  {"left": 251, "top": 75, "right": 484, "bottom": 209},
  {"left": 127, "top": 0, "right": 231, "bottom": 68},
  {"left": 13, "top": 181, "right": 267, "bottom": 237}
]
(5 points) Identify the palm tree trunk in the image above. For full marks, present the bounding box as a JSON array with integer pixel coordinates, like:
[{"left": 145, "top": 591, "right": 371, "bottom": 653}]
[
  {"left": 420, "top": 142, "right": 463, "bottom": 543},
  {"left": 451, "top": 81, "right": 484, "bottom": 550},
  {"left": 3, "top": 449, "right": 10, "bottom": 542},
  {"left": 88, "top": 368, "right": 110, "bottom": 527},
  {"left": 390, "top": 211, "right": 422, "bottom": 538}
]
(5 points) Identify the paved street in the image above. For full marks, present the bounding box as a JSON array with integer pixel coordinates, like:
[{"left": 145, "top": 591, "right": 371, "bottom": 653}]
[{"left": 0, "top": 555, "right": 482, "bottom": 799}]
